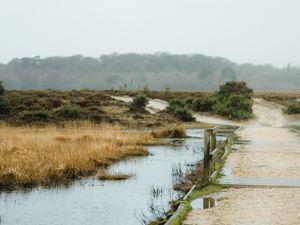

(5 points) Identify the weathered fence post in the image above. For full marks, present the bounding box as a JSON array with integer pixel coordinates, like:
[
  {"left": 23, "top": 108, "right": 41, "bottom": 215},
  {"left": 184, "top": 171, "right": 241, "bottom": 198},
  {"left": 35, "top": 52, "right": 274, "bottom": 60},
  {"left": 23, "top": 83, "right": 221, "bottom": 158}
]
[
  {"left": 203, "top": 129, "right": 211, "bottom": 181},
  {"left": 203, "top": 126, "right": 219, "bottom": 182}
]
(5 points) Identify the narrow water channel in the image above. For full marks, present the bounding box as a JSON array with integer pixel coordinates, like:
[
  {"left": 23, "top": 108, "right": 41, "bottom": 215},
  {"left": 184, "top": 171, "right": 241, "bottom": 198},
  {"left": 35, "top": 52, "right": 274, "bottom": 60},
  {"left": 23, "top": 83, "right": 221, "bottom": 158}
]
[{"left": 0, "top": 129, "right": 221, "bottom": 225}]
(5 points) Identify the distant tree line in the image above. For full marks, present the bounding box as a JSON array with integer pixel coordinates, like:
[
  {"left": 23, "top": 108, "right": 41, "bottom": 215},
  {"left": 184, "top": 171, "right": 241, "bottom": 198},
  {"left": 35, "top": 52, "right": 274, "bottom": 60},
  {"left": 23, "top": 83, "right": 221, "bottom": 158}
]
[{"left": 0, "top": 53, "right": 299, "bottom": 91}]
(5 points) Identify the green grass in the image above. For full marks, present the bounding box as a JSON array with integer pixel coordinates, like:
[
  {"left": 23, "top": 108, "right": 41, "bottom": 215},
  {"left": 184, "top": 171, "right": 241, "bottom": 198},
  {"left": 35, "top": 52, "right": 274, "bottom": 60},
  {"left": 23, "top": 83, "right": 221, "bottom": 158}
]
[
  {"left": 167, "top": 184, "right": 225, "bottom": 225},
  {"left": 167, "top": 203, "right": 192, "bottom": 225}
]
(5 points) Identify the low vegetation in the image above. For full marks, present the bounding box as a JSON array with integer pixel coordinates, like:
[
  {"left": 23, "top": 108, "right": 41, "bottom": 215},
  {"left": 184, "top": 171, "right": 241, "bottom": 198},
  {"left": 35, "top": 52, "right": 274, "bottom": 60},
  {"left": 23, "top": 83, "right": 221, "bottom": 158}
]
[
  {"left": 0, "top": 123, "right": 155, "bottom": 190},
  {"left": 285, "top": 102, "right": 300, "bottom": 114},
  {"left": 97, "top": 169, "right": 133, "bottom": 181},
  {"left": 0, "top": 89, "right": 179, "bottom": 127},
  {"left": 152, "top": 125, "right": 186, "bottom": 138},
  {"left": 130, "top": 94, "right": 149, "bottom": 111},
  {"left": 167, "top": 99, "right": 195, "bottom": 122},
  {"left": 167, "top": 81, "right": 254, "bottom": 120}
]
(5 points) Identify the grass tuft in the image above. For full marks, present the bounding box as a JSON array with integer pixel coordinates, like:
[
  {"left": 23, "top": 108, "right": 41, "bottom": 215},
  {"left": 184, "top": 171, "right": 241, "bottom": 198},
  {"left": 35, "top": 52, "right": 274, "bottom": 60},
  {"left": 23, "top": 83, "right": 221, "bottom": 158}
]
[
  {"left": 97, "top": 169, "right": 133, "bottom": 180},
  {"left": 152, "top": 126, "right": 186, "bottom": 138}
]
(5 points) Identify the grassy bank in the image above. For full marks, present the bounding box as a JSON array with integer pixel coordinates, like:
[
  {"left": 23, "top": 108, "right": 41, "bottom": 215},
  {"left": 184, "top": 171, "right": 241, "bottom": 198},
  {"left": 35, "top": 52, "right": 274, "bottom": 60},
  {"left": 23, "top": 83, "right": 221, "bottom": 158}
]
[{"left": 0, "top": 122, "right": 156, "bottom": 190}]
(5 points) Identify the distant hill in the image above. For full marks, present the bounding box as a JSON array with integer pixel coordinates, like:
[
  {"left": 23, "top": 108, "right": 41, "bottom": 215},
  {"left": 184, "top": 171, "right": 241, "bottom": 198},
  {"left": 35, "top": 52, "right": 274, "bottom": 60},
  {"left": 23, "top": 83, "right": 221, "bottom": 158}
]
[{"left": 0, "top": 53, "right": 299, "bottom": 91}]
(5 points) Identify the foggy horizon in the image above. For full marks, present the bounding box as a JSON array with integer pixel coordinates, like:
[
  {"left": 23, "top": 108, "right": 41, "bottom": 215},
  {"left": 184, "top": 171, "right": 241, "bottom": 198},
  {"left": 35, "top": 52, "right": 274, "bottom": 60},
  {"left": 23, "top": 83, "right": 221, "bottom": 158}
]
[
  {"left": 1, "top": 0, "right": 300, "bottom": 67},
  {"left": 1, "top": 52, "right": 299, "bottom": 69}
]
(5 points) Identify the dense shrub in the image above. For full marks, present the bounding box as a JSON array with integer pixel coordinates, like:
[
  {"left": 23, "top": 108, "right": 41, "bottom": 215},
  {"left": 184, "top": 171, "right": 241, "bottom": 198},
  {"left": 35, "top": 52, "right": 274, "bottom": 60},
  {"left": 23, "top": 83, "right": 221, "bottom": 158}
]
[
  {"left": 213, "top": 94, "right": 253, "bottom": 119},
  {"left": 174, "top": 107, "right": 195, "bottom": 122},
  {"left": 130, "top": 94, "right": 149, "bottom": 109},
  {"left": 56, "top": 105, "right": 84, "bottom": 119},
  {"left": 21, "top": 110, "right": 50, "bottom": 122},
  {"left": 0, "top": 82, "right": 4, "bottom": 96},
  {"left": 0, "top": 98, "right": 11, "bottom": 114},
  {"left": 167, "top": 98, "right": 185, "bottom": 111},
  {"left": 192, "top": 96, "right": 217, "bottom": 112},
  {"left": 167, "top": 98, "right": 195, "bottom": 121},
  {"left": 286, "top": 102, "right": 300, "bottom": 114},
  {"left": 184, "top": 98, "right": 194, "bottom": 107},
  {"left": 217, "top": 81, "right": 253, "bottom": 100},
  {"left": 211, "top": 81, "right": 253, "bottom": 119}
]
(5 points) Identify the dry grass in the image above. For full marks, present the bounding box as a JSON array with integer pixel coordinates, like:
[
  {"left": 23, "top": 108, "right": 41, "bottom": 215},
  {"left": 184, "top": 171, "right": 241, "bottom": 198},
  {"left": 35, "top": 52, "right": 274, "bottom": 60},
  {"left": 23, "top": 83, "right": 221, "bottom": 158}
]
[
  {"left": 0, "top": 122, "right": 155, "bottom": 190},
  {"left": 97, "top": 169, "right": 133, "bottom": 180},
  {"left": 152, "top": 125, "right": 186, "bottom": 138},
  {"left": 254, "top": 91, "right": 300, "bottom": 106}
]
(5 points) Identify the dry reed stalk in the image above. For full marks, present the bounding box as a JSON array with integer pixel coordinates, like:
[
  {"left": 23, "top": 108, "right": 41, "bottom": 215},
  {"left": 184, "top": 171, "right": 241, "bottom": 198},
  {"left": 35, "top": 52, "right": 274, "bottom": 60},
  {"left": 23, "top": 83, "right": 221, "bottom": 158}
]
[
  {"left": 0, "top": 123, "right": 154, "bottom": 190},
  {"left": 152, "top": 125, "right": 186, "bottom": 138},
  {"left": 97, "top": 169, "right": 133, "bottom": 180}
]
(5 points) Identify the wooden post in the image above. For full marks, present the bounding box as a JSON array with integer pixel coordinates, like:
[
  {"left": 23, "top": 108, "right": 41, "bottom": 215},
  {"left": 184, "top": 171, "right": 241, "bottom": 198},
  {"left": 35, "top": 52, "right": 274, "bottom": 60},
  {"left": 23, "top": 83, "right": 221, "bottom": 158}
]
[
  {"left": 203, "top": 129, "right": 212, "bottom": 181},
  {"left": 203, "top": 126, "right": 219, "bottom": 182}
]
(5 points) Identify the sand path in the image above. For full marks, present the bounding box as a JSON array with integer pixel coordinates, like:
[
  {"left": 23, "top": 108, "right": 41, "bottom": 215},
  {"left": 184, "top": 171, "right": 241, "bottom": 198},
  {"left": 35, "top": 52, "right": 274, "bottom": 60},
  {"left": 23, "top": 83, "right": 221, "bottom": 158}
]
[
  {"left": 111, "top": 96, "right": 168, "bottom": 114},
  {"left": 184, "top": 98, "right": 300, "bottom": 225}
]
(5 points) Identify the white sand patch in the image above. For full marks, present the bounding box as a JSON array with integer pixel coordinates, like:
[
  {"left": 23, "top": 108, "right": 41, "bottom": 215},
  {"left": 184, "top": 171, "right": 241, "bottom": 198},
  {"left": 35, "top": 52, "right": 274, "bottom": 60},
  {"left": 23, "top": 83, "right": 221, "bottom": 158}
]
[{"left": 111, "top": 96, "right": 168, "bottom": 114}]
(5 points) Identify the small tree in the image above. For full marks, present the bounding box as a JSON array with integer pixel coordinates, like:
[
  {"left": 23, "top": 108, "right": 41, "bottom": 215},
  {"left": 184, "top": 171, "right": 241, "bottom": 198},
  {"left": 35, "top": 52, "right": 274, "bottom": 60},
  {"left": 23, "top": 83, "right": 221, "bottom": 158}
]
[
  {"left": 0, "top": 81, "right": 5, "bottom": 96},
  {"left": 0, "top": 98, "right": 10, "bottom": 114}
]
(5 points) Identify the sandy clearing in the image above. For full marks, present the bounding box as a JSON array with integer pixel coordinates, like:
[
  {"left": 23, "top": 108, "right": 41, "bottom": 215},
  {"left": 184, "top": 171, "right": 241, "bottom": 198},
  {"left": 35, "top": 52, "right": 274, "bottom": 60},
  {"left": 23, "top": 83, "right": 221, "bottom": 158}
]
[
  {"left": 184, "top": 187, "right": 300, "bottom": 225},
  {"left": 111, "top": 96, "right": 168, "bottom": 114},
  {"left": 194, "top": 114, "right": 242, "bottom": 126},
  {"left": 252, "top": 98, "right": 287, "bottom": 127}
]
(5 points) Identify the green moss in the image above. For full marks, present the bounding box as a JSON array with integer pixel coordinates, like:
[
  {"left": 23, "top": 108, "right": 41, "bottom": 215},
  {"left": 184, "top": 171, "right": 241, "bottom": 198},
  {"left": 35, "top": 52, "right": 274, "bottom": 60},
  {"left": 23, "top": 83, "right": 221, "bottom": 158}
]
[
  {"left": 187, "top": 184, "right": 224, "bottom": 201},
  {"left": 167, "top": 203, "right": 192, "bottom": 225}
]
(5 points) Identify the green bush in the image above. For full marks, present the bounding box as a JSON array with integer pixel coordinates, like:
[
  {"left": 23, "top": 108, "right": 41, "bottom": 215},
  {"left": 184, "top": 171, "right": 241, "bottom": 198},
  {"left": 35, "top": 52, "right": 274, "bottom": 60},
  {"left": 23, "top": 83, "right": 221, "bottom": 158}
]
[
  {"left": 192, "top": 96, "right": 217, "bottom": 112},
  {"left": 56, "top": 105, "right": 84, "bottom": 119},
  {"left": 131, "top": 94, "right": 149, "bottom": 109},
  {"left": 0, "top": 98, "right": 10, "bottom": 114},
  {"left": 174, "top": 107, "right": 195, "bottom": 122},
  {"left": 286, "top": 102, "right": 300, "bottom": 114},
  {"left": 184, "top": 98, "right": 194, "bottom": 106},
  {"left": 213, "top": 94, "right": 253, "bottom": 119},
  {"left": 168, "top": 98, "right": 185, "bottom": 111},
  {"left": 217, "top": 81, "right": 253, "bottom": 100}
]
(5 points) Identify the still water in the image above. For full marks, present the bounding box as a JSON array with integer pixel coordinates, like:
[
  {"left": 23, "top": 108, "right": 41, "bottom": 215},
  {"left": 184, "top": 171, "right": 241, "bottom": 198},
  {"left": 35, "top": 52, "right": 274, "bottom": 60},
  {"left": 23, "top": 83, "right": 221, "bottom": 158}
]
[{"left": 0, "top": 129, "right": 210, "bottom": 225}]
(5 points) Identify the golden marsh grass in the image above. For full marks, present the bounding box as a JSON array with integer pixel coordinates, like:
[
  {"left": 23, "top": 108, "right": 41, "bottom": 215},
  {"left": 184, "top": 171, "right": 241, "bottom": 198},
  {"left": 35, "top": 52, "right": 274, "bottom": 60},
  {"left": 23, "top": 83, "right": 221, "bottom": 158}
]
[{"left": 0, "top": 123, "right": 155, "bottom": 190}]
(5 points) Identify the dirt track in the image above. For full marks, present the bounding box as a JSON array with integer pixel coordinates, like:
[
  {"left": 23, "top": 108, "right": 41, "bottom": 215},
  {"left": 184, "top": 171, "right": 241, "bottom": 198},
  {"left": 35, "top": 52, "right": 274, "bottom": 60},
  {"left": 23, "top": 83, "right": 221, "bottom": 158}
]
[{"left": 184, "top": 98, "right": 300, "bottom": 225}]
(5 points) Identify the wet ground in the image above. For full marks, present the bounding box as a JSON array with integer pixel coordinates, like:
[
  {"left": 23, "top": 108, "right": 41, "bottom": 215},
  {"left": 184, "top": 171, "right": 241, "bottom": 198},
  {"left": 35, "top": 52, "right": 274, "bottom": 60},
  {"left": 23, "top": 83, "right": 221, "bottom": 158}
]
[
  {"left": 0, "top": 129, "right": 211, "bottom": 225},
  {"left": 185, "top": 98, "right": 300, "bottom": 225}
]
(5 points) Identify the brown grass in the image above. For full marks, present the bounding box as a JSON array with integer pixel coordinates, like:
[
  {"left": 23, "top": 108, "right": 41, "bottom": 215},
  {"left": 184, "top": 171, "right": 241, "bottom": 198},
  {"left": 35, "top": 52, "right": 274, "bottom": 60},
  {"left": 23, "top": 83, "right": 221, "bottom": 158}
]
[
  {"left": 97, "top": 169, "right": 133, "bottom": 180},
  {"left": 0, "top": 122, "right": 155, "bottom": 190},
  {"left": 254, "top": 91, "right": 300, "bottom": 106},
  {"left": 152, "top": 125, "right": 186, "bottom": 138}
]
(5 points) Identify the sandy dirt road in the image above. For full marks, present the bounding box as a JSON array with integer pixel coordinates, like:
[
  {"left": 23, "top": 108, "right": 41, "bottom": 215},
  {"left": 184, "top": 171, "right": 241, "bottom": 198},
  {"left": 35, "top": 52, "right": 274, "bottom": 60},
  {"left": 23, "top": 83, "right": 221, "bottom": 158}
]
[{"left": 184, "top": 98, "right": 300, "bottom": 225}]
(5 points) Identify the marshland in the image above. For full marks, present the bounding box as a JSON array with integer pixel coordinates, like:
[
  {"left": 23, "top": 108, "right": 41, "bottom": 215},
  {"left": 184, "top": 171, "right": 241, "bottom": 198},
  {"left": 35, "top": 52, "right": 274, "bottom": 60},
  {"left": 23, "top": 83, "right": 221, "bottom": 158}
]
[{"left": 1, "top": 1, "right": 300, "bottom": 225}]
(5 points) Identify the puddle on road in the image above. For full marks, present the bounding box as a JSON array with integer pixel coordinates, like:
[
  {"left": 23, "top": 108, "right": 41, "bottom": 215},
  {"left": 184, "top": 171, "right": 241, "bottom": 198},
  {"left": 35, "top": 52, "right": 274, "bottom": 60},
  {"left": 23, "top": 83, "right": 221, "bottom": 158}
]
[{"left": 191, "top": 197, "right": 216, "bottom": 210}]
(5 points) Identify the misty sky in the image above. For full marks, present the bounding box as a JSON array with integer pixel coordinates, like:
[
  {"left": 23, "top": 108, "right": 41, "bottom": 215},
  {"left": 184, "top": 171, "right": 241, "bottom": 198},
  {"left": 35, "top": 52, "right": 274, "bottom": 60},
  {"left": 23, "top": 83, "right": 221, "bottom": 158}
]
[{"left": 0, "top": 0, "right": 299, "bottom": 67}]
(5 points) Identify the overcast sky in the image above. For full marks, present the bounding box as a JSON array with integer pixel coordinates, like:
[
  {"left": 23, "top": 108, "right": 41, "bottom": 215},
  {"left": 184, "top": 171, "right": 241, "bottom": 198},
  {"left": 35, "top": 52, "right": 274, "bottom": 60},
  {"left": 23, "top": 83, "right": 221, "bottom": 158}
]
[{"left": 0, "top": 0, "right": 299, "bottom": 67}]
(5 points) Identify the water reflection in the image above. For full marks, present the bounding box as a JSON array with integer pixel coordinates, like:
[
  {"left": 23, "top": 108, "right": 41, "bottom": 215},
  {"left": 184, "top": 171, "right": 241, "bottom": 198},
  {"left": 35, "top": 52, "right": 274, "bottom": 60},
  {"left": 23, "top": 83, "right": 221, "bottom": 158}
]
[
  {"left": 191, "top": 197, "right": 216, "bottom": 210},
  {"left": 0, "top": 129, "right": 225, "bottom": 225}
]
